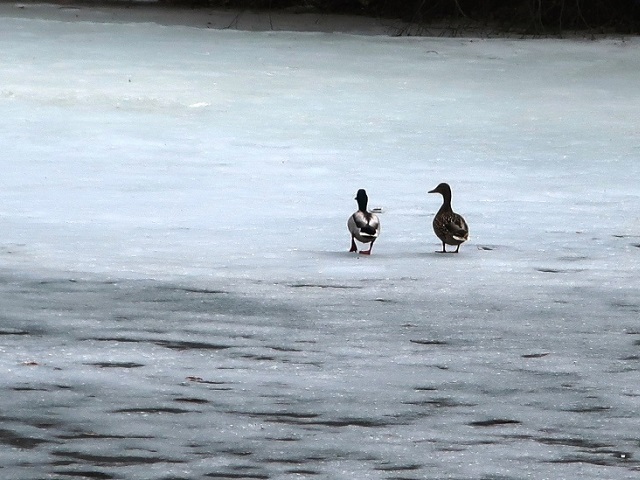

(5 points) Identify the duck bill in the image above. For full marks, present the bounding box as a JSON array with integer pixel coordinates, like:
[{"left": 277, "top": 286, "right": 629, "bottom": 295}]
[{"left": 428, "top": 189, "right": 436, "bottom": 194}]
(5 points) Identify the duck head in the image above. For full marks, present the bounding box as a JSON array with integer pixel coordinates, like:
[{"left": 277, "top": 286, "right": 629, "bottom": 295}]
[
  {"left": 355, "top": 189, "right": 369, "bottom": 211},
  {"left": 428, "top": 183, "right": 452, "bottom": 196}
]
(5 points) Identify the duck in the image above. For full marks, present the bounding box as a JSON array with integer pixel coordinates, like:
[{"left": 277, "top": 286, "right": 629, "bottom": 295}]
[
  {"left": 428, "top": 182, "right": 469, "bottom": 253},
  {"left": 347, "top": 189, "right": 380, "bottom": 255}
]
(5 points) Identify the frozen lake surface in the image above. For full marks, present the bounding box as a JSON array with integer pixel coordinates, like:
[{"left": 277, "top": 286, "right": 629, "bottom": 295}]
[{"left": 1, "top": 4, "right": 640, "bottom": 479}]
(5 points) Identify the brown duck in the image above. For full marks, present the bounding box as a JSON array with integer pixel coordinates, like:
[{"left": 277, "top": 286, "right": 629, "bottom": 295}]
[{"left": 428, "top": 183, "right": 469, "bottom": 253}]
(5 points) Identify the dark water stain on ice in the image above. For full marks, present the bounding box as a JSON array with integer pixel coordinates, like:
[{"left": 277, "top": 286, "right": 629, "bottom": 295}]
[
  {"left": 621, "top": 354, "right": 639, "bottom": 361},
  {"left": 185, "top": 376, "right": 232, "bottom": 388},
  {"left": 0, "top": 427, "right": 50, "bottom": 449},
  {"left": 558, "top": 255, "right": 589, "bottom": 262},
  {"left": 154, "top": 339, "right": 232, "bottom": 351},
  {"left": 469, "top": 419, "right": 521, "bottom": 427},
  {"left": 239, "top": 353, "right": 277, "bottom": 361},
  {"left": 287, "top": 283, "right": 362, "bottom": 289},
  {"left": 285, "top": 468, "right": 321, "bottom": 475},
  {"left": 53, "top": 471, "right": 115, "bottom": 479},
  {"left": 611, "top": 300, "right": 640, "bottom": 313},
  {"left": 305, "top": 417, "right": 399, "bottom": 428},
  {"left": 374, "top": 462, "right": 423, "bottom": 472},
  {"left": 12, "top": 385, "right": 50, "bottom": 392},
  {"left": 549, "top": 452, "right": 637, "bottom": 468},
  {"left": 83, "top": 337, "right": 233, "bottom": 351},
  {"left": 536, "top": 267, "right": 585, "bottom": 274},
  {"left": 51, "top": 450, "right": 186, "bottom": 466},
  {"left": 112, "top": 406, "right": 196, "bottom": 414},
  {"left": 56, "top": 432, "right": 152, "bottom": 440},
  {"left": 174, "top": 397, "right": 210, "bottom": 404},
  {"left": 521, "top": 352, "right": 550, "bottom": 358},
  {"left": 160, "top": 285, "right": 227, "bottom": 295},
  {"left": 504, "top": 433, "right": 638, "bottom": 471},
  {"left": 220, "top": 448, "right": 254, "bottom": 457},
  {"left": 563, "top": 405, "right": 611, "bottom": 413},
  {"left": 537, "top": 436, "right": 611, "bottom": 449},
  {"left": 204, "top": 471, "right": 269, "bottom": 479},
  {"left": 404, "top": 397, "right": 476, "bottom": 408},
  {"left": 0, "top": 328, "right": 30, "bottom": 336},
  {"left": 410, "top": 339, "right": 448, "bottom": 346},
  {"left": 85, "top": 361, "right": 145, "bottom": 368},
  {"left": 268, "top": 345, "right": 303, "bottom": 352},
  {"left": 233, "top": 408, "right": 399, "bottom": 428}
]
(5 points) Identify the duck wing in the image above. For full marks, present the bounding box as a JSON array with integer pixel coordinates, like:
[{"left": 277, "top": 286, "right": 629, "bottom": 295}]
[
  {"left": 349, "top": 211, "right": 380, "bottom": 238},
  {"left": 445, "top": 213, "right": 469, "bottom": 241},
  {"left": 434, "top": 212, "right": 468, "bottom": 242}
]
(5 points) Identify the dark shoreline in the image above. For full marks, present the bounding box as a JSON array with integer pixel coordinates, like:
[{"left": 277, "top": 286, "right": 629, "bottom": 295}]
[{"left": 2, "top": 0, "right": 638, "bottom": 38}]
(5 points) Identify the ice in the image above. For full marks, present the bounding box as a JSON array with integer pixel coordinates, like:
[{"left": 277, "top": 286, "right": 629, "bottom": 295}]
[{"left": 1, "top": 4, "right": 640, "bottom": 479}]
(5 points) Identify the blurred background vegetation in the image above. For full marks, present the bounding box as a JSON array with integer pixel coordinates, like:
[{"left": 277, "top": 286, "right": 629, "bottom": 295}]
[{"left": 155, "top": 0, "right": 640, "bottom": 34}]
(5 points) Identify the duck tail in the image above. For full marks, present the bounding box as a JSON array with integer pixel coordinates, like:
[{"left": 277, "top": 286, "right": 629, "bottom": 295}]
[{"left": 360, "top": 225, "right": 377, "bottom": 236}]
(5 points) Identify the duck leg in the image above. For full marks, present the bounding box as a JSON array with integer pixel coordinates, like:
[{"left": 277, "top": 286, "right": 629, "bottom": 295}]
[
  {"left": 359, "top": 239, "right": 375, "bottom": 255},
  {"left": 437, "top": 241, "right": 447, "bottom": 253},
  {"left": 349, "top": 237, "right": 358, "bottom": 253},
  {"left": 454, "top": 244, "right": 460, "bottom": 253}
]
